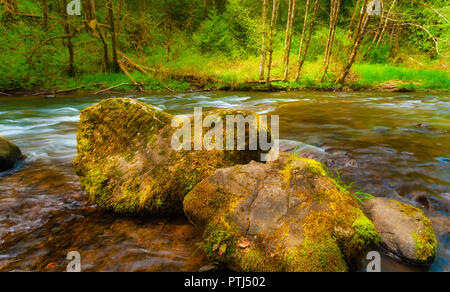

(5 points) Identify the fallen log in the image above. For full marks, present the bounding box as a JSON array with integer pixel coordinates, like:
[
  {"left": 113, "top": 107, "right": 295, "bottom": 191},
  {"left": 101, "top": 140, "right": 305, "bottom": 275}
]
[{"left": 94, "top": 83, "right": 136, "bottom": 95}]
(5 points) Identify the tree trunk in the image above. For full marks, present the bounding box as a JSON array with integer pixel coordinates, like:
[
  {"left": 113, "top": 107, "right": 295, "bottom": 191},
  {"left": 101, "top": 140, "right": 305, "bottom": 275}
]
[
  {"left": 351, "top": 0, "right": 368, "bottom": 42},
  {"left": 62, "top": 0, "right": 75, "bottom": 77},
  {"left": 266, "top": 0, "right": 281, "bottom": 86},
  {"left": 283, "top": 0, "right": 297, "bottom": 81},
  {"left": 259, "top": 0, "right": 269, "bottom": 81},
  {"left": 107, "top": 0, "right": 120, "bottom": 73},
  {"left": 42, "top": 0, "right": 48, "bottom": 31},
  {"left": 376, "top": 0, "right": 396, "bottom": 48},
  {"left": 336, "top": 13, "right": 370, "bottom": 84},
  {"left": 203, "top": 0, "right": 209, "bottom": 19},
  {"left": 348, "top": 0, "right": 361, "bottom": 33},
  {"left": 82, "top": 0, "right": 109, "bottom": 72},
  {"left": 321, "top": 0, "right": 341, "bottom": 83},
  {"left": 295, "top": 0, "right": 320, "bottom": 81},
  {"left": 371, "top": 0, "right": 384, "bottom": 43}
]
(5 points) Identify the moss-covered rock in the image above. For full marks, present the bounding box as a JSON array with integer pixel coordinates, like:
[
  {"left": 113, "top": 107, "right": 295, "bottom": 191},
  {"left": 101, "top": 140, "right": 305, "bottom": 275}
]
[
  {"left": 184, "top": 153, "right": 380, "bottom": 272},
  {"left": 363, "top": 198, "right": 437, "bottom": 264},
  {"left": 73, "top": 98, "right": 266, "bottom": 215},
  {"left": 0, "top": 137, "right": 24, "bottom": 172}
]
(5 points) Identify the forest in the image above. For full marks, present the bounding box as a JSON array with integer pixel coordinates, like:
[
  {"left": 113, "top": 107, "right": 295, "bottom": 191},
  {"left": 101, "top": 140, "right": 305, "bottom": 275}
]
[{"left": 0, "top": 0, "right": 449, "bottom": 94}]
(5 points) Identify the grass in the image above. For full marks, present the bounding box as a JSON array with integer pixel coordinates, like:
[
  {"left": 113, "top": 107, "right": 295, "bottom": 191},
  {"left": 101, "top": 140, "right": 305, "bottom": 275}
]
[{"left": 355, "top": 64, "right": 450, "bottom": 91}]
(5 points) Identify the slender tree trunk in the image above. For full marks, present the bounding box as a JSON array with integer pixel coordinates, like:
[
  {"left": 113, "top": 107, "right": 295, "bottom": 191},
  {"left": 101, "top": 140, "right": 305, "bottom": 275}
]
[
  {"left": 82, "top": 0, "right": 109, "bottom": 72},
  {"left": 42, "top": 0, "right": 48, "bottom": 31},
  {"left": 266, "top": 0, "right": 281, "bottom": 86},
  {"left": 351, "top": 0, "right": 368, "bottom": 42},
  {"left": 362, "top": 0, "right": 384, "bottom": 59},
  {"left": 107, "top": 0, "right": 120, "bottom": 73},
  {"left": 371, "top": 0, "right": 384, "bottom": 43},
  {"left": 336, "top": 14, "right": 370, "bottom": 83},
  {"left": 62, "top": 0, "right": 75, "bottom": 77},
  {"left": 295, "top": 0, "right": 319, "bottom": 81},
  {"left": 203, "top": 0, "right": 209, "bottom": 19},
  {"left": 98, "top": 30, "right": 110, "bottom": 72},
  {"left": 283, "top": 0, "right": 297, "bottom": 81},
  {"left": 259, "top": 0, "right": 269, "bottom": 81},
  {"left": 117, "top": 0, "right": 125, "bottom": 33},
  {"left": 376, "top": 0, "right": 396, "bottom": 48},
  {"left": 321, "top": 0, "right": 341, "bottom": 83},
  {"left": 349, "top": 0, "right": 361, "bottom": 33}
]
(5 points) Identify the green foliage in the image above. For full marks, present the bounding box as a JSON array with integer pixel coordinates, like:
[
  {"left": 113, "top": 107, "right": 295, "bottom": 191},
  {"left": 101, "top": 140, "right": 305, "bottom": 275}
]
[
  {"left": 364, "top": 43, "right": 392, "bottom": 64},
  {"left": 356, "top": 64, "right": 450, "bottom": 91},
  {"left": 193, "top": 11, "right": 234, "bottom": 55},
  {"left": 0, "top": 0, "right": 448, "bottom": 92}
]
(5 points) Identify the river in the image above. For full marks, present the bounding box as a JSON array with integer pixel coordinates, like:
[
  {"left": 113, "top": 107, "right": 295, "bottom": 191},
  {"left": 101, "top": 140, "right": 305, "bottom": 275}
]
[{"left": 0, "top": 91, "right": 448, "bottom": 272}]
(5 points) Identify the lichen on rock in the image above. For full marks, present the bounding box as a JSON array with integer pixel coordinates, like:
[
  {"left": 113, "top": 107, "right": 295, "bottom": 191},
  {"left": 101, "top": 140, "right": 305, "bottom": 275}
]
[
  {"left": 0, "top": 136, "right": 24, "bottom": 172},
  {"left": 74, "top": 98, "right": 266, "bottom": 215},
  {"left": 362, "top": 197, "right": 437, "bottom": 264},
  {"left": 184, "top": 153, "right": 380, "bottom": 272}
]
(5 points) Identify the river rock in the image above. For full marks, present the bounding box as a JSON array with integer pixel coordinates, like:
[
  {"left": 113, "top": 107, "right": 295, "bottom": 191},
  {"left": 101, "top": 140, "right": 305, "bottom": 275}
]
[
  {"left": 184, "top": 153, "right": 380, "bottom": 272},
  {"left": 0, "top": 137, "right": 24, "bottom": 172},
  {"left": 362, "top": 198, "right": 437, "bottom": 264},
  {"left": 73, "top": 98, "right": 266, "bottom": 215}
]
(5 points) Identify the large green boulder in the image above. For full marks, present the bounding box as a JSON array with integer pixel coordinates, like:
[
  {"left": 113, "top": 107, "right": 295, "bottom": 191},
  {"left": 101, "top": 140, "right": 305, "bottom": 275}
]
[
  {"left": 184, "top": 153, "right": 380, "bottom": 272},
  {"left": 73, "top": 98, "right": 266, "bottom": 215},
  {"left": 0, "top": 137, "right": 24, "bottom": 172}
]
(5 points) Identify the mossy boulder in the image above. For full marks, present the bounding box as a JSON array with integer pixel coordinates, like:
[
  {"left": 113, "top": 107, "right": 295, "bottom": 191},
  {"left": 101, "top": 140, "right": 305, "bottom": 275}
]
[
  {"left": 184, "top": 153, "right": 380, "bottom": 272},
  {"left": 0, "top": 137, "right": 24, "bottom": 172},
  {"left": 73, "top": 98, "right": 266, "bottom": 215},
  {"left": 363, "top": 198, "right": 437, "bottom": 264}
]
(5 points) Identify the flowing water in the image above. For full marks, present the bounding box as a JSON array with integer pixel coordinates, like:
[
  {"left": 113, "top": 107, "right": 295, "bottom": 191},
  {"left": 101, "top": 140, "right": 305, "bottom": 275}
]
[{"left": 0, "top": 91, "right": 448, "bottom": 272}]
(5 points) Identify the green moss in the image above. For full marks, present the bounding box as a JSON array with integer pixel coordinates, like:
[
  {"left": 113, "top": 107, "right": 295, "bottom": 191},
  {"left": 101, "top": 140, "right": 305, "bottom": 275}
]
[
  {"left": 203, "top": 219, "right": 239, "bottom": 260},
  {"left": 391, "top": 200, "right": 437, "bottom": 262},
  {"left": 280, "top": 156, "right": 327, "bottom": 184},
  {"left": 80, "top": 167, "right": 109, "bottom": 206},
  {"left": 239, "top": 248, "right": 279, "bottom": 272},
  {"left": 413, "top": 217, "right": 437, "bottom": 262},
  {"left": 284, "top": 238, "right": 348, "bottom": 272},
  {"left": 350, "top": 212, "right": 381, "bottom": 249}
]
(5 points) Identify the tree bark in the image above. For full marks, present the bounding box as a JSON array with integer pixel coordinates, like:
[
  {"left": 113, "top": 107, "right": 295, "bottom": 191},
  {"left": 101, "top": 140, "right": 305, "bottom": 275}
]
[
  {"left": 376, "top": 0, "right": 396, "bottom": 48},
  {"left": 336, "top": 13, "right": 370, "bottom": 84},
  {"left": 283, "top": 0, "right": 297, "bottom": 81},
  {"left": 107, "top": 0, "right": 120, "bottom": 73},
  {"left": 351, "top": 0, "right": 369, "bottom": 41},
  {"left": 266, "top": 0, "right": 281, "bottom": 86},
  {"left": 349, "top": 0, "right": 361, "bottom": 33},
  {"left": 259, "top": 0, "right": 269, "bottom": 81},
  {"left": 203, "top": 0, "right": 209, "bottom": 19},
  {"left": 321, "top": 0, "right": 341, "bottom": 83},
  {"left": 296, "top": 0, "right": 320, "bottom": 81},
  {"left": 62, "top": 0, "right": 75, "bottom": 77},
  {"left": 42, "top": 0, "right": 48, "bottom": 31}
]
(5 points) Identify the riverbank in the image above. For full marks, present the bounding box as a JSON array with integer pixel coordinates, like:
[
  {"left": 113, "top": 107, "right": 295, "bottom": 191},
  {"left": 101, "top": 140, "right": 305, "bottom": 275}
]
[{"left": 1, "top": 64, "right": 449, "bottom": 97}]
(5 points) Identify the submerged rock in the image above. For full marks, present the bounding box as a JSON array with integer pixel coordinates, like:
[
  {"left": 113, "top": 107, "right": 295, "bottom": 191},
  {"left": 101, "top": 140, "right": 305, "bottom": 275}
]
[
  {"left": 362, "top": 198, "right": 437, "bottom": 264},
  {"left": 0, "top": 137, "right": 24, "bottom": 172},
  {"left": 184, "top": 153, "right": 380, "bottom": 272},
  {"left": 74, "top": 98, "right": 265, "bottom": 215}
]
